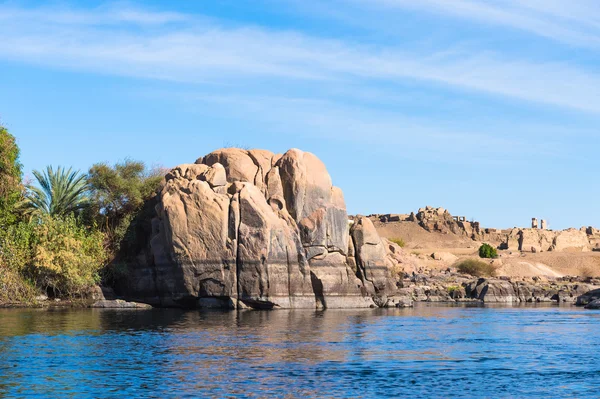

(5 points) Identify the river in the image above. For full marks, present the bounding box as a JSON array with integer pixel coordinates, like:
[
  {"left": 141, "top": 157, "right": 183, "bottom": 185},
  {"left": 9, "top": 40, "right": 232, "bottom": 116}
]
[{"left": 0, "top": 304, "right": 598, "bottom": 398}]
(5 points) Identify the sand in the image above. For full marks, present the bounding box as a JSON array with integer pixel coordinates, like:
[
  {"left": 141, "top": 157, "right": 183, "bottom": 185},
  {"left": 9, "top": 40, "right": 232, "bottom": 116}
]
[{"left": 374, "top": 220, "right": 600, "bottom": 278}]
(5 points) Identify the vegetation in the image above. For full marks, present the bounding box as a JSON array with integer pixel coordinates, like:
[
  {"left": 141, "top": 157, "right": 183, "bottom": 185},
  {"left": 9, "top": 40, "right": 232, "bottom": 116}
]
[
  {"left": 0, "top": 123, "right": 166, "bottom": 304},
  {"left": 0, "top": 125, "right": 23, "bottom": 226},
  {"left": 0, "top": 215, "right": 106, "bottom": 300},
  {"left": 0, "top": 223, "right": 37, "bottom": 303},
  {"left": 456, "top": 259, "right": 497, "bottom": 277},
  {"left": 29, "top": 215, "right": 107, "bottom": 296},
  {"left": 446, "top": 285, "right": 461, "bottom": 294},
  {"left": 478, "top": 243, "right": 498, "bottom": 259},
  {"left": 87, "top": 160, "right": 164, "bottom": 251},
  {"left": 22, "top": 166, "right": 89, "bottom": 217},
  {"left": 389, "top": 237, "right": 406, "bottom": 248}
]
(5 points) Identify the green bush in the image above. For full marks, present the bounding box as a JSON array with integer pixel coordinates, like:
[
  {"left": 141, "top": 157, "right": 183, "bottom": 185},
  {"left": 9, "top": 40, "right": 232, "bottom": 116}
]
[
  {"left": 0, "top": 222, "right": 36, "bottom": 303},
  {"left": 446, "top": 285, "right": 460, "bottom": 293},
  {"left": 389, "top": 237, "right": 406, "bottom": 248},
  {"left": 479, "top": 243, "right": 498, "bottom": 259},
  {"left": 456, "top": 259, "right": 497, "bottom": 277}
]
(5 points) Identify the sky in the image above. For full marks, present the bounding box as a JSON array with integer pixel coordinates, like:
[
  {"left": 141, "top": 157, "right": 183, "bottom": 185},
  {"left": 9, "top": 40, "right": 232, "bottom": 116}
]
[{"left": 0, "top": 0, "right": 599, "bottom": 230}]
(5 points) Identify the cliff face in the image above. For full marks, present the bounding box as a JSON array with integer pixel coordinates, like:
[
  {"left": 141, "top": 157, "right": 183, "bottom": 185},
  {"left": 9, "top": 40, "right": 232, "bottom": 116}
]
[{"left": 124, "top": 148, "right": 397, "bottom": 309}]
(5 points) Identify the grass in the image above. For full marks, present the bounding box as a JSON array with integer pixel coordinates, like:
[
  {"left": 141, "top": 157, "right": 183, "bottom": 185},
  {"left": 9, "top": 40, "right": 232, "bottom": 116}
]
[
  {"left": 455, "top": 259, "right": 497, "bottom": 277},
  {"left": 389, "top": 237, "right": 406, "bottom": 248}
]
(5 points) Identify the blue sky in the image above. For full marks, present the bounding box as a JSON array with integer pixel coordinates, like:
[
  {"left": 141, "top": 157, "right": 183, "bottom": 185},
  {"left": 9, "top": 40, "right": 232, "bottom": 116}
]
[{"left": 1, "top": 0, "right": 599, "bottom": 229}]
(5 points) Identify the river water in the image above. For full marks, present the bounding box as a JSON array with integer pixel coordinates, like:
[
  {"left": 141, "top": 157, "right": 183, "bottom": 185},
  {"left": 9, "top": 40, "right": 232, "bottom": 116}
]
[{"left": 0, "top": 304, "right": 599, "bottom": 398}]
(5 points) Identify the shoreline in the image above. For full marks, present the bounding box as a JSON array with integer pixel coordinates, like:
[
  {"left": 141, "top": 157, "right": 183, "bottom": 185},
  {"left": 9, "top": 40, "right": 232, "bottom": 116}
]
[{"left": 2, "top": 273, "right": 599, "bottom": 310}]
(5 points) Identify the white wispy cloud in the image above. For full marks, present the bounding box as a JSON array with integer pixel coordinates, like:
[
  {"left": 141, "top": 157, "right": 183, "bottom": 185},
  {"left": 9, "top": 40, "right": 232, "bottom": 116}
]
[
  {"left": 1, "top": 3, "right": 599, "bottom": 114},
  {"left": 154, "top": 89, "right": 560, "bottom": 165},
  {"left": 356, "top": 0, "right": 600, "bottom": 48},
  {"left": 0, "top": 3, "right": 189, "bottom": 25}
]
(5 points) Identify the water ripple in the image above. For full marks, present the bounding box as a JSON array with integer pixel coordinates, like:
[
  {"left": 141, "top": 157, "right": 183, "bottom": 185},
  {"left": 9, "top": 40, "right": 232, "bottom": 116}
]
[{"left": 0, "top": 304, "right": 599, "bottom": 398}]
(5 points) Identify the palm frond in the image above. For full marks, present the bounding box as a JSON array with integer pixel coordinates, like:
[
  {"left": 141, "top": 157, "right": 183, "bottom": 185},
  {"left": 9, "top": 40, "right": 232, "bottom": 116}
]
[{"left": 21, "top": 165, "right": 89, "bottom": 217}]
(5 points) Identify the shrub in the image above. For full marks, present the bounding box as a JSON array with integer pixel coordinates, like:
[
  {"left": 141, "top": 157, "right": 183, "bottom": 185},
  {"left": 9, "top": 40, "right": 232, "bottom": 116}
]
[
  {"left": 446, "top": 285, "right": 460, "bottom": 293},
  {"left": 23, "top": 216, "right": 107, "bottom": 296},
  {"left": 29, "top": 214, "right": 107, "bottom": 297},
  {"left": 0, "top": 222, "right": 37, "bottom": 303},
  {"left": 479, "top": 243, "right": 498, "bottom": 259},
  {"left": 0, "top": 266, "right": 37, "bottom": 304},
  {"left": 456, "top": 259, "right": 497, "bottom": 277},
  {"left": 390, "top": 237, "right": 406, "bottom": 248}
]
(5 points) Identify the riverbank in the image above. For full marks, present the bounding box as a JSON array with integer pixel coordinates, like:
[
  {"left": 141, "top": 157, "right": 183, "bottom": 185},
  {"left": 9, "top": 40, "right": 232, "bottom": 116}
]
[
  {"left": 396, "top": 271, "right": 600, "bottom": 305},
  {"left": 3, "top": 274, "right": 599, "bottom": 309}
]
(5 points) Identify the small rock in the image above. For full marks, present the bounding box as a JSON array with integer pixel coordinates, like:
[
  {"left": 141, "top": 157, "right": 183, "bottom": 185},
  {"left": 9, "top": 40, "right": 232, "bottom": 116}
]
[
  {"left": 90, "top": 299, "right": 152, "bottom": 309},
  {"left": 584, "top": 299, "right": 600, "bottom": 309}
]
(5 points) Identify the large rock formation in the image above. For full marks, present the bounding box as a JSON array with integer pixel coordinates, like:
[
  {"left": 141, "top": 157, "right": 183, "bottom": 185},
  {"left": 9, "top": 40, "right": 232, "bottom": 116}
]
[
  {"left": 124, "top": 148, "right": 398, "bottom": 309},
  {"left": 500, "top": 228, "right": 590, "bottom": 253}
]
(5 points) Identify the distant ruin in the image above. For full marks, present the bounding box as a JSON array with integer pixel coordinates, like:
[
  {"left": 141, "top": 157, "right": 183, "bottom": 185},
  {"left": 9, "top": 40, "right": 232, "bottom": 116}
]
[
  {"left": 369, "top": 207, "right": 600, "bottom": 253},
  {"left": 531, "top": 218, "right": 548, "bottom": 230}
]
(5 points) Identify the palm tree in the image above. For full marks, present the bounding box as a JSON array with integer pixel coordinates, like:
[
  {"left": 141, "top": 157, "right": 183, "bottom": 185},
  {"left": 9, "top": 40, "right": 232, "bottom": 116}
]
[{"left": 22, "top": 166, "right": 89, "bottom": 217}]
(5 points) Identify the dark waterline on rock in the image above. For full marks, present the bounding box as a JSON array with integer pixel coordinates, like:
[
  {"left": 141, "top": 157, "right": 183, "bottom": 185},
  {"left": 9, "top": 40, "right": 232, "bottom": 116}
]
[{"left": 1, "top": 304, "right": 599, "bottom": 398}]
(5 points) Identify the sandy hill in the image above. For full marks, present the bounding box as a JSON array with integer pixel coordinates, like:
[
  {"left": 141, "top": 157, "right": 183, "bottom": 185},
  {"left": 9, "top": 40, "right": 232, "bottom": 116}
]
[{"left": 369, "top": 210, "right": 600, "bottom": 278}]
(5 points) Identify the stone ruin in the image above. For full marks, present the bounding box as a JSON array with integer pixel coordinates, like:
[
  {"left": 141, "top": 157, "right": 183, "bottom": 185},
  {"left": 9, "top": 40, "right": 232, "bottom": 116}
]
[
  {"left": 501, "top": 228, "right": 590, "bottom": 253},
  {"left": 586, "top": 226, "right": 600, "bottom": 251},
  {"left": 531, "top": 218, "right": 548, "bottom": 230},
  {"left": 377, "top": 213, "right": 410, "bottom": 223},
  {"left": 500, "top": 220, "right": 599, "bottom": 253},
  {"left": 370, "top": 208, "right": 599, "bottom": 254}
]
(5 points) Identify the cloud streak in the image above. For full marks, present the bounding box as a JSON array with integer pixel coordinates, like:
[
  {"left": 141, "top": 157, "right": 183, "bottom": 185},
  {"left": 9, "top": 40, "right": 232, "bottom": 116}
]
[
  {"left": 357, "top": 0, "right": 600, "bottom": 48},
  {"left": 0, "top": 3, "right": 600, "bottom": 114}
]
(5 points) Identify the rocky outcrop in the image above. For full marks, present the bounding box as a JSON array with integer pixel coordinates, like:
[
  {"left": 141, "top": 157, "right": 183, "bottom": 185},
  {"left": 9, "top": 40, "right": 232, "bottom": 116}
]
[
  {"left": 400, "top": 269, "right": 600, "bottom": 304},
  {"left": 123, "top": 148, "right": 398, "bottom": 309},
  {"left": 415, "top": 206, "right": 481, "bottom": 237},
  {"left": 90, "top": 299, "right": 152, "bottom": 309},
  {"left": 584, "top": 299, "right": 600, "bottom": 309},
  {"left": 575, "top": 288, "right": 600, "bottom": 306},
  {"left": 551, "top": 229, "right": 590, "bottom": 252},
  {"left": 499, "top": 228, "right": 591, "bottom": 253}
]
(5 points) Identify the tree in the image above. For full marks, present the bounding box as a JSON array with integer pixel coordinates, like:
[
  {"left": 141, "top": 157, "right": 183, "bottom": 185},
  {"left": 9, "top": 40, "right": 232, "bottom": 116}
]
[
  {"left": 87, "top": 160, "right": 164, "bottom": 249},
  {"left": 0, "top": 124, "right": 23, "bottom": 225},
  {"left": 22, "top": 166, "right": 89, "bottom": 217}
]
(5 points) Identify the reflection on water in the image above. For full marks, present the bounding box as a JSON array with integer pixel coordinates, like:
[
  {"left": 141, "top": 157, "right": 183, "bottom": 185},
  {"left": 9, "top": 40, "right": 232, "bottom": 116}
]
[{"left": 1, "top": 304, "right": 599, "bottom": 398}]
